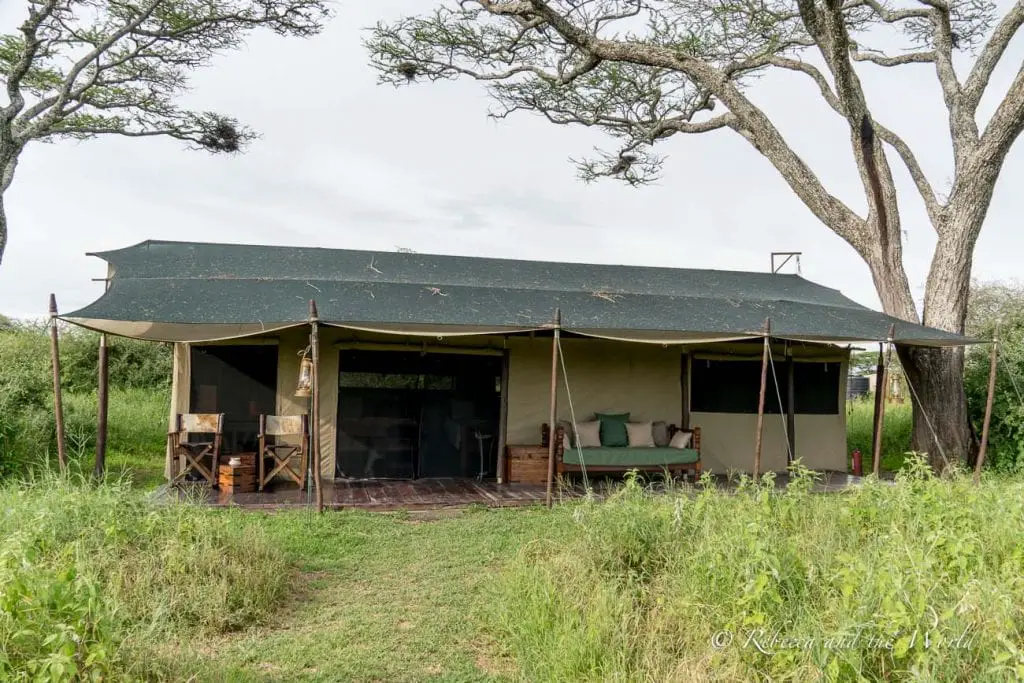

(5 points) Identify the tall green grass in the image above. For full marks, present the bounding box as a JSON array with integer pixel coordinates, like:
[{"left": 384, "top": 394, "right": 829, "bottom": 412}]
[
  {"left": 490, "top": 463, "right": 1024, "bottom": 681},
  {"left": 846, "top": 397, "right": 913, "bottom": 472},
  {"left": 0, "top": 475, "right": 288, "bottom": 680},
  {"left": 1, "top": 323, "right": 170, "bottom": 480},
  {"left": 64, "top": 387, "right": 170, "bottom": 487},
  {"left": 2, "top": 388, "right": 169, "bottom": 486}
]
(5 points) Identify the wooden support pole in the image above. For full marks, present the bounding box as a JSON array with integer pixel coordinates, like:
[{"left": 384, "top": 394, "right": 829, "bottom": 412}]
[
  {"left": 870, "top": 341, "right": 885, "bottom": 472},
  {"left": 545, "top": 308, "right": 561, "bottom": 508},
  {"left": 681, "top": 352, "right": 691, "bottom": 430},
  {"left": 48, "top": 294, "right": 68, "bottom": 473},
  {"left": 496, "top": 350, "right": 510, "bottom": 484},
  {"left": 310, "top": 300, "right": 324, "bottom": 513},
  {"left": 975, "top": 326, "right": 999, "bottom": 483},
  {"left": 786, "top": 341, "right": 795, "bottom": 464},
  {"left": 95, "top": 333, "right": 109, "bottom": 478},
  {"left": 753, "top": 318, "right": 771, "bottom": 480},
  {"left": 871, "top": 324, "right": 896, "bottom": 476}
]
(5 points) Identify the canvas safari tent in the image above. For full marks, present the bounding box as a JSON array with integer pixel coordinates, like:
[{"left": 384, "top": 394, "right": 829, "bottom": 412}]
[{"left": 59, "top": 240, "right": 970, "bottom": 485}]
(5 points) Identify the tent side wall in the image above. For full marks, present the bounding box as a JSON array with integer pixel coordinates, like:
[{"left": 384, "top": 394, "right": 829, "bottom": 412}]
[
  {"left": 505, "top": 337, "right": 683, "bottom": 444},
  {"left": 506, "top": 338, "right": 849, "bottom": 473},
  {"left": 690, "top": 387, "right": 848, "bottom": 473},
  {"left": 166, "top": 332, "right": 850, "bottom": 480},
  {"left": 165, "top": 342, "right": 191, "bottom": 479}
]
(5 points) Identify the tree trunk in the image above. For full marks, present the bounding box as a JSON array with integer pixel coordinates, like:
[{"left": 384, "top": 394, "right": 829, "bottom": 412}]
[
  {"left": 867, "top": 228, "right": 974, "bottom": 472},
  {"left": 0, "top": 192, "right": 7, "bottom": 267},
  {"left": 896, "top": 224, "right": 977, "bottom": 471},
  {"left": 0, "top": 151, "right": 18, "bottom": 267},
  {"left": 898, "top": 346, "right": 972, "bottom": 471}
]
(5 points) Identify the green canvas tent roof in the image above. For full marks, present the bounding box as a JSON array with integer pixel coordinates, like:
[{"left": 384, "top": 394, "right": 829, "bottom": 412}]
[{"left": 62, "top": 240, "right": 972, "bottom": 346}]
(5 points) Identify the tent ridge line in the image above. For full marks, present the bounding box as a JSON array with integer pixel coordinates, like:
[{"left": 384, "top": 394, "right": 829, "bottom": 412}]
[{"left": 57, "top": 318, "right": 981, "bottom": 347}]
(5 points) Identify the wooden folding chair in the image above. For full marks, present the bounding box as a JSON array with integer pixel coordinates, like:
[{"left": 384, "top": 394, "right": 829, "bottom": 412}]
[
  {"left": 168, "top": 413, "right": 225, "bottom": 487},
  {"left": 258, "top": 415, "right": 309, "bottom": 491}
]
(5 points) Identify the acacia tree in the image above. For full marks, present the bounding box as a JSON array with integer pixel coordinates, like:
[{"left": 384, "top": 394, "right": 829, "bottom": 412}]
[
  {"left": 367, "top": 0, "right": 1024, "bottom": 469},
  {"left": 0, "top": 0, "right": 332, "bottom": 264}
]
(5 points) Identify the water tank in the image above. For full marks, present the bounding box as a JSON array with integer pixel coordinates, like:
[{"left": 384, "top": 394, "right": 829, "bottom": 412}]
[{"left": 847, "top": 375, "right": 870, "bottom": 400}]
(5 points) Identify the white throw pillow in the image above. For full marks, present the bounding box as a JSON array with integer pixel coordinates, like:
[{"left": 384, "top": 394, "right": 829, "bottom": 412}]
[
  {"left": 669, "top": 430, "right": 692, "bottom": 449},
  {"left": 576, "top": 420, "right": 602, "bottom": 448},
  {"left": 626, "top": 421, "right": 655, "bottom": 447}
]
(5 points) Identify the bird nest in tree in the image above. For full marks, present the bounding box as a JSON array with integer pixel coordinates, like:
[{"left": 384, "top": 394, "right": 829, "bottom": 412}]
[
  {"left": 397, "top": 62, "right": 418, "bottom": 82},
  {"left": 199, "top": 121, "right": 243, "bottom": 153}
]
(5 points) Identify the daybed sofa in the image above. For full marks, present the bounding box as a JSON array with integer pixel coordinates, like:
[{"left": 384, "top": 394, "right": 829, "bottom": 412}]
[{"left": 542, "top": 417, "right": 702, "bottom": 480}]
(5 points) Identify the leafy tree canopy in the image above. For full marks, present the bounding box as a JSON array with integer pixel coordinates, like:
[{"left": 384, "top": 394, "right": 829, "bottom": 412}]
[{"left": 0, "top": 0, "right": 333, "bottom": 263}]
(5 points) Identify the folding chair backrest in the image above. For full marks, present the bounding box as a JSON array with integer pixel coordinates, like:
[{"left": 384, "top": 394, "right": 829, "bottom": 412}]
[
  {"left": 178, "top": 413, "right": 224, "bottom": 435},
  {"left": 261, "top": 414, "right": 307, "bottom": 437}
]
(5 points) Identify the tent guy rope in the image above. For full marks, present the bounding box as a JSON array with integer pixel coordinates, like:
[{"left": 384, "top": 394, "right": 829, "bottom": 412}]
[{"left": 556, "top": 334, "right": 592, "bottom": 495}]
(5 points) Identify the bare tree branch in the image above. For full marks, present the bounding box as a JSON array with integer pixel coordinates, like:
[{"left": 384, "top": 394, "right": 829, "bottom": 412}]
[
  {"left": 657, "top": 112, "right": 736, "bottom": 135},
  {"left": 856, "top": 0, "right": 931, "bottom": 22},
  {"left": 794, "top": 0, "right": 909, "bottom": 268},
  {"left": 2, "top": 0, "right": 61, "bottom": 123},
  {"left": 733, "top": 54, "right": 844, "bottom": 113},
  {"left": 977, "top": 63, "right": 1024, "bottom": 166},
  {"left": 872, "top": 121, "right": 945, "bottom": 226},
  {"left": 529, "top": 0, "right": 870, "bottom": 248},
  {"left": 963, "top": 0, "right": 1024, "bottom": 112},
  {"left": 851, "top": 50, "right": 935, "bottom": 66},
  {"left": 929, "top": 2, "right": 965, "bottom": 114}
]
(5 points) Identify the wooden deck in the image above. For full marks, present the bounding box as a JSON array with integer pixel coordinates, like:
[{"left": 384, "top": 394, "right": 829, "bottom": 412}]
[
  {"left": 191, "top": 478, "right": 581, "bottom": 511},
  {"left": 167, "top": 471, "right": 871, "bottom": 511}
]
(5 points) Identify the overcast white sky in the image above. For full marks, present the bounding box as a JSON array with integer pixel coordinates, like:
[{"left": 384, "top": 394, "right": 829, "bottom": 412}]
[{"left": 0, "top": 1, "right": 1021, "bottom": 320}]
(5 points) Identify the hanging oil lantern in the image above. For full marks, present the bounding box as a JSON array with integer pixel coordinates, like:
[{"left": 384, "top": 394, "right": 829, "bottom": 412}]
[{"left": 294, "top": 351, "right": 313, "bottom": 398}]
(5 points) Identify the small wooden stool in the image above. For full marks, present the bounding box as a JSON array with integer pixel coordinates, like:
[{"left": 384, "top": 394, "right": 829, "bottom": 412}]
[{"left": 217, "top": 453, "right": 258, "bottom": 493}]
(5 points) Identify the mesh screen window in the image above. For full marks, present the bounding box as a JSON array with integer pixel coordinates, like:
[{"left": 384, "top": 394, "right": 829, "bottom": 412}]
[
  {"left": 690, "top": 358, "right": 840, "bottom": 415},
  {"left": 189, "top": 345, "right": 278, "bottom": 454},
  {"left": 336, "top": 350, "right": 501, "bottom": 479}
]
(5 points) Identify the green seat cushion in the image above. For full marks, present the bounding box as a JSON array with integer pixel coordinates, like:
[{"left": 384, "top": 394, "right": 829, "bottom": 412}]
[
  {"left": 595, "top": 412, "right": 630, "bottom": 447},
  {"left": 563, "top": 447, "right": 700, "bottom": 467}
]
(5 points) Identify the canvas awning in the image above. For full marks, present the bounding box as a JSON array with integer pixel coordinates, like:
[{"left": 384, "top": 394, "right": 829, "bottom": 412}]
[{"left": 61, "top": 240, "right": 976, "bottom": 347}]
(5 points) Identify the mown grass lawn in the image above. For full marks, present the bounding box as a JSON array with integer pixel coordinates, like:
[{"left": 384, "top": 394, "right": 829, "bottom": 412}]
[{"left": 158, "top": 505, "right": 573, "bottom": 682}]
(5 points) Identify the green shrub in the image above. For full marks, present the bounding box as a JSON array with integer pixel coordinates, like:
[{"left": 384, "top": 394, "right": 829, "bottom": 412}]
[
  {"left": 964, "top": 330, "right": 1024, "bottom": 474},
  {"left": 964, "top": 282, "right": 1024, "bottom": 473},
  {"left": 0, "top": 328, "right": 55, "bottom": 475},
  {"left": 0, "top": 475, "right": 288, "bottom": 680},
  {"left": 490, "top": 463, "right": 1024, "bottom": 681},
  {"left": 0, "top": 322, "right": 171, "bottom": 394}
]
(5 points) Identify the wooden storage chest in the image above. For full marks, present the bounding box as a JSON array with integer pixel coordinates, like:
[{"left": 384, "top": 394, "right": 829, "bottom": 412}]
[
  {"left": 506, "top": 445, "right": 549, "bottom": 484},
  {"left": 217, "top": 453, "right": 257, "bottom": 493}
]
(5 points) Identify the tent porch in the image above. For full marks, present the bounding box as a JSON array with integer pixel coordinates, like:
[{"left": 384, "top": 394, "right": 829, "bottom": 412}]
[
  {"left": 169, "top": 471, "right": 876, "bottom": 511},
  {"left": 166, "top": 328, "right": 853, "bottom": 485}
]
